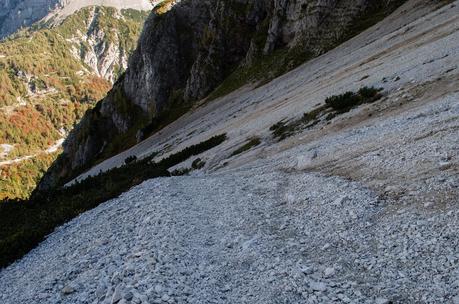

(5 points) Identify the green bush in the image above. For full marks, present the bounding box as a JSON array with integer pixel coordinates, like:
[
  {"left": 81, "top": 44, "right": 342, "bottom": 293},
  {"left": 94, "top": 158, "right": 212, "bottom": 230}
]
[
  {"left": 230, "top": 137, "right": 262, "bottom": 156},
  {"left": 325, "top": 87, "right": 382, "bottom": 112},
  {"left": 270, "top": 87, "right": 383, "bottom": 141},
  {"left": 191, "top": 158, "right": 206, "bottom": 170}
]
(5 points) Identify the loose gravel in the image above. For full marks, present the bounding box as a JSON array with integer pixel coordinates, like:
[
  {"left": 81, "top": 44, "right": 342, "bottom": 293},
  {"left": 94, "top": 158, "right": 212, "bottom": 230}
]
[
  {"left": 0, "top": 164, "right": 458, "bottom": 303},
  {"left": 1, "top": 1, "right": 458, "bottom": 303}
]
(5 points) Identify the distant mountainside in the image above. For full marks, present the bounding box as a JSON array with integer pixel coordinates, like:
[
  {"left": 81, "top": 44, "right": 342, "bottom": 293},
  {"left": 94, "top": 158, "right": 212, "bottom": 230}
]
[
  {"left": 0, "top": 6, "right": 150, "bottom": 199},
  {"left": 0, "top": 0, "right": 154, "bottom": 39}
]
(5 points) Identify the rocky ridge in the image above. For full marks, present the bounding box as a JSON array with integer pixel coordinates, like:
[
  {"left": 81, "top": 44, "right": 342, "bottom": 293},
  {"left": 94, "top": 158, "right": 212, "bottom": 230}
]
[{"left": 40, "top": 0, "right": 407, "bottom": 189}]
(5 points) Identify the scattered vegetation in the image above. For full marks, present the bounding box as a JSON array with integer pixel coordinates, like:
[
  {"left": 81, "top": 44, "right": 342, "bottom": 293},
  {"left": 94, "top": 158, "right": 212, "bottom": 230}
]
[
  {"left": 0, "top": 7, "right": 149, "bottom": 199},
  {"left": 270, "top": 105, "right": 327, "bottom": 141},
  {"left": 171, "top": 157, "right": 207, "bottom": 176},
  {"left": 325, "top": 87, "right": 382, "bottom": 112},
  {"left": 230, "top": 137, "right": 262, "bottom": 157},
  {"left": 0, "top": 133, "right": 227, "bottom": 268},
  {"left": 270, "top": 87, "right": 383, "bottom": 141}
]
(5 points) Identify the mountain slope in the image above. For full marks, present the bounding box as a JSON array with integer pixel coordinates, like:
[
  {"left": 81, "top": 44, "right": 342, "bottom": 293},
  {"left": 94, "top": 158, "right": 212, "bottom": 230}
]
[
  {"left": 0, "top": 0, "right": 154, "bottom": 40},
  {"left": 39, "top": 0, "right": 408, "bottom": 190},
  {"left": 0, "top": 6, "right": 149, "bottom": 199},
  {"left": 0, "top": 1, "right": 457, "bottom": 301}
]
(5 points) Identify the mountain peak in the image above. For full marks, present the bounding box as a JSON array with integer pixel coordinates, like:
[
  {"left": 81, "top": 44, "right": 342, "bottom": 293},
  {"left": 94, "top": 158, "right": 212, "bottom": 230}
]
[{"left": 0, "top": 0, "right": 155, "bottom": 39}]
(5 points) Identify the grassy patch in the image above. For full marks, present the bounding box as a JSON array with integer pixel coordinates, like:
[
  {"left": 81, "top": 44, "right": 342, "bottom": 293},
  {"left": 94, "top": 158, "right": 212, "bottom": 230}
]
[
  {"left": 0, "top": 134, "right": 227, "bottom": 268},
  {"left": 270, "top": 105, "right": 327, "bottom": 141},
  {"left": 230, "top": 137, "right": 262, "bottom": 157}
]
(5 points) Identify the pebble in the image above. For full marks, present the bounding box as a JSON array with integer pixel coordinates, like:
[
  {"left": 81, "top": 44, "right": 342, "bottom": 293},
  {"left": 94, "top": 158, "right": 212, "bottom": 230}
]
[
  {"left": 111, "top": 286, "right": 123, "bottom": 303},
  {"left": 452, "top": 296, "right": 459, "bottom": 304},
  {"left": 310, "top": 281, "right": 327, "bottom": 292},
  {"left": 324, "top": 267, "right": 335, "bottom": 278},
  {"left": 61, "top": 286, "right": 75, "bottom": 295},
  {"left": 375, "top": 298, "right": 389, "bottom": 304}
]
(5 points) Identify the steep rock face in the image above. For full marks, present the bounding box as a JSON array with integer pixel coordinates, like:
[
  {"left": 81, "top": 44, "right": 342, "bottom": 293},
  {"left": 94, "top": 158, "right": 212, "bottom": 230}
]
[
  {"left": 0, "top": 0, "right": 154, "bottom": 39},
  {"left": 66, "top": 6, "right": 146, "bottom": 83},
  {"left": 40, "top": 0, "right": 405, "bottom": 190}
]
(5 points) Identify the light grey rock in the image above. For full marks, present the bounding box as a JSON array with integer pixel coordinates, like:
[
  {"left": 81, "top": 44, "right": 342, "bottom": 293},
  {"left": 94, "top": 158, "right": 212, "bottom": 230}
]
[
  {"left": 61, "top": 285, "right": 75, "bottom": 295},
  {"left": 375, "top": 298, "right": 390, "bottom": 304},
  {"left": 323, "top": 267, "right": 335, "bottom": 278},
  {"left": 111, "top": 285, "right": 123, "bottom": 304},
  {"left": 310, "top": 281, "right": 327, "bottom": 292}
]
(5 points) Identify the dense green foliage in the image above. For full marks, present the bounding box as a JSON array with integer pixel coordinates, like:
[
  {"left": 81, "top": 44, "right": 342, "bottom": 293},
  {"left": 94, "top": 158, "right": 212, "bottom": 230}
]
[
  {"left": 0, "top": 154, "right": 57, "bottom": 200},
  {"left": 0, "top": 7, "right": 149, "bottom": 199},
  {"left": 0, "top": 133, "right": 227, "bottom": 268}
]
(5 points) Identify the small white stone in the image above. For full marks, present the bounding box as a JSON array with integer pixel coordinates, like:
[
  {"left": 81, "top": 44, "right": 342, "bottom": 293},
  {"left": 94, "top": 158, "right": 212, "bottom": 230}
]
[
  {"left": 112, "top": 286, "right": 123, "bottom": 303},
  {"left": 424, "top": 201, "right": 434, "bottom": 208},
  {"left": 62, "top": 286, "right": 75, "bottom": 295},
  {"left": 324, "top": 267, "right": 335, "bottom": 278},
  {"left": 154, "top": 284, "right": 163, "bottom": 293},
  {"left": 375, "top": 298, "right": 389, "bottom": 304},
  {"left": 310, "top": 281, "right": 327, "bottom": 292},
  {"left": 285, "top": 193, "right": 295, "bottom": 204},
  {"left": 161, "top": 294, "right": 170, "bottom": 301},
  {"left": 333, "top": 195, "right": 348, "bottom": 206},
  {"left": 439, "top": 161, "right": 451, "bottom": 170}
]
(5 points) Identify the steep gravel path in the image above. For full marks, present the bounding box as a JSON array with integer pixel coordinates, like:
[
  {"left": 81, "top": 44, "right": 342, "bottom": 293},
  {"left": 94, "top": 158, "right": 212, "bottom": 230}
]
[{"left": 1, "top": 160, "right": 459, "bottom": 303}]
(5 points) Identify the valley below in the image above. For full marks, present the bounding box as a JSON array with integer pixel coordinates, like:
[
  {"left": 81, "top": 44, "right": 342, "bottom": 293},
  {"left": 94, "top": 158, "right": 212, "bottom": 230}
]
[{"left": 0, "top": 5, "right": 150, "bottom": 199}]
